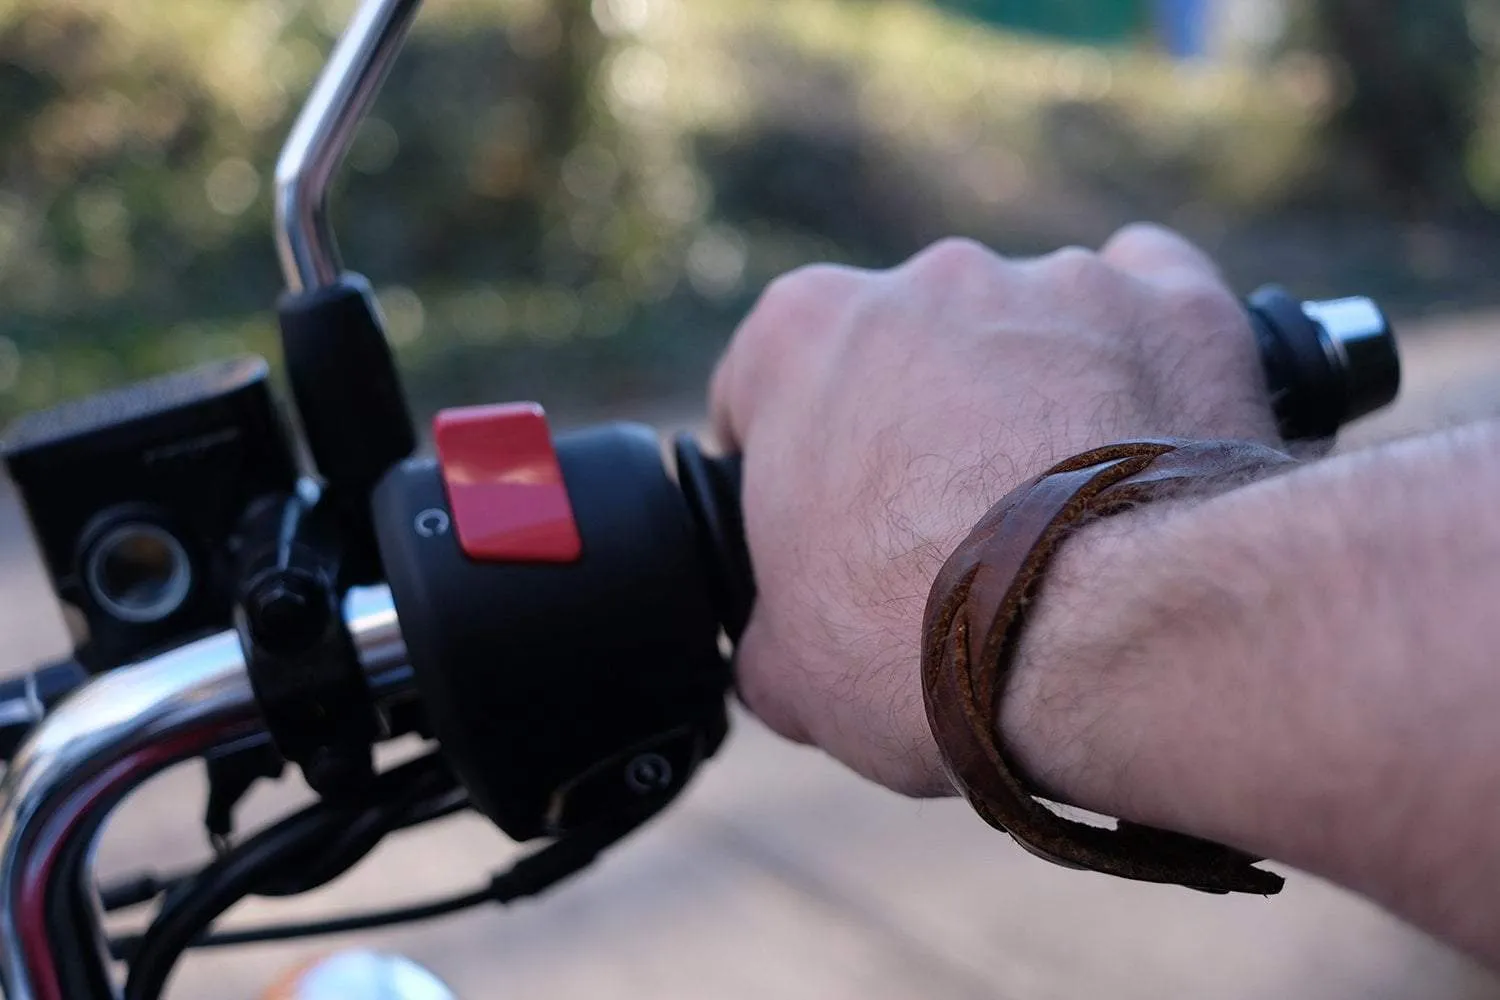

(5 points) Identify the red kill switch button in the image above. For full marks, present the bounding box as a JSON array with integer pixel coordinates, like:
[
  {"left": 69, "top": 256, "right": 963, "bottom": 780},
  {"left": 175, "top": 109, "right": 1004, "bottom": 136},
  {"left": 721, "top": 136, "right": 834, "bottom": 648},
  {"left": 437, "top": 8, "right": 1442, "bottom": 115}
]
[{"left": 432, "top": 403, "right": 583, "bottom": 563}]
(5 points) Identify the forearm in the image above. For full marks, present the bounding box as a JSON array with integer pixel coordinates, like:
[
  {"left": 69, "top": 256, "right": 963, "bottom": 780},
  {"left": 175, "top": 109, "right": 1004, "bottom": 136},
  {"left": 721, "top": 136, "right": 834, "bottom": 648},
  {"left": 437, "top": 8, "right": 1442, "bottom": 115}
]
[{"left": 1006, "top": 421, "right": 1500, "bottom": 961}]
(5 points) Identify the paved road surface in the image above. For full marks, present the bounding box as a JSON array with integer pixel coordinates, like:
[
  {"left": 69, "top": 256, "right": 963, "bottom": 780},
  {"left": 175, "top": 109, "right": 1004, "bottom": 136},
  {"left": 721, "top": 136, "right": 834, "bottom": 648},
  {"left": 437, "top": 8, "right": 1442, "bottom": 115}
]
[{"left": 5, "top": 312, "right": 1500, "bottom": 999}]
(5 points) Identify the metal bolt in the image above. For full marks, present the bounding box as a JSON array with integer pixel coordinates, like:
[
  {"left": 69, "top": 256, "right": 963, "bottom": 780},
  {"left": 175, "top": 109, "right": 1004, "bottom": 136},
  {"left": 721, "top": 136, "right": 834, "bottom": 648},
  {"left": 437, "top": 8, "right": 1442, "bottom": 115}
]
[
  {"left": 246, "top": 572, "right": 330, "bottom": 655},
  {"left": 625, "top": 752, "right": 673, "bottom": 794}
]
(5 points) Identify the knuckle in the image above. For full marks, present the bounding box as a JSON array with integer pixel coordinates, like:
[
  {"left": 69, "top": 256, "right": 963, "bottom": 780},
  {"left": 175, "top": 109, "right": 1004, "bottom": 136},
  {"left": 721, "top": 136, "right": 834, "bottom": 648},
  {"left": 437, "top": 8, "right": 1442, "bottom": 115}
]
[
  {"left": 909, "top": 236, "right": 997, "bottom": 276},
  {"left": 1161, "top": 281, "right": 1245, "bottom": 340},
  {"left": 1041, "top": 245, "right": 1114, "bottom": 290},
  {"left": 758, "top": 262, "right": 851, "bottom": 312},
  {"left": 1106, "top": 221, "right": 1176, "bottom": 255},
  {"left": 740, "top": 263, "right": 858, "bottom": 354},
  {"left": 776, "top": 260, "right": 852, "bottom": 290}
]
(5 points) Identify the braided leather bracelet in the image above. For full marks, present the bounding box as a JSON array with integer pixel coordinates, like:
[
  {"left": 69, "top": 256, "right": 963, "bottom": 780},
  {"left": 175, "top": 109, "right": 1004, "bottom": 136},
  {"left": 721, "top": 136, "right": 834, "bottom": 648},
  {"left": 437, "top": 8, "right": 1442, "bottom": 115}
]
[{"left": 921, "top": 440, "right": 1295, "bottom": 895}]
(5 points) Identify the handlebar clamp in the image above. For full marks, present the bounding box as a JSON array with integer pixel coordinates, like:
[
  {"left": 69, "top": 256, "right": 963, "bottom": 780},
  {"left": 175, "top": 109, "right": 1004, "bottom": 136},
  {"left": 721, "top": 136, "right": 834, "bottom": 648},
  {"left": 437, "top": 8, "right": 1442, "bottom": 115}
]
[{"left": 239, "top": 493, "right": 379, "bottom": 802}]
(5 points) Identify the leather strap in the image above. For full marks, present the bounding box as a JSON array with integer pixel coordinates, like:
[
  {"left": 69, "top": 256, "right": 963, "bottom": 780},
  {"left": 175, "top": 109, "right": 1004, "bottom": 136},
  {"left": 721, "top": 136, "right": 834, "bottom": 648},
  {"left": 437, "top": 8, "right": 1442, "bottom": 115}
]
[{"left": 921, "top": 440, "right": 1296, "bottom": 895}]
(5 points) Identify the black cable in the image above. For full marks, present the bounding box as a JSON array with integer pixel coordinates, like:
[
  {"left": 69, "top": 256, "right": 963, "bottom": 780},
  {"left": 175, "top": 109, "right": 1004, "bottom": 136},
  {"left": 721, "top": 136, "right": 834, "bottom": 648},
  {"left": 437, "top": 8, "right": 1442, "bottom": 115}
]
[
  {"left": 122, "top": 747, "right": 670, "bottom": 999},
  {"left": 254, "top": 760, "right": 452, "bottom": 898},
  {"left": 400, "top": 786, "right": 469, "bottom": 827},
  {"left": 50, "top": 783, "right": 126, "bottom": 1000},
  {"left": 113, "top": 802, "right": 650, "bottom": 962},
  {"left": 100, "top": 872, "right": 188, "bottom": 913},
  {"left": 122, "top": 797, "right": 351, "bottom": 1000},
  {"left": 123, "top": 753, "right": 446, "bottom": 1000},
  {"left": 98, "top": 786, "right": 469, "bottom": 913},
  {"left": 113, "top": 885, "right": 494, "bottom": 956}
]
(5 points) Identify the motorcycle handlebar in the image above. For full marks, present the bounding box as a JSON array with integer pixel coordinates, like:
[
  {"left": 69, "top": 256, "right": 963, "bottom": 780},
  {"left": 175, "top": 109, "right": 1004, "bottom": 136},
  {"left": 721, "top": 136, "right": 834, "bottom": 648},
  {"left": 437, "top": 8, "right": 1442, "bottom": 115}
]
[
  {"left": 0, "top": 284, "right": 1400, "bottom": 999},
  {"left": 0, "top": 289, "right": 1400, "bottom": 768},
  {"left": 0, "top": 586, "right": 412, "bottom": 1000}
]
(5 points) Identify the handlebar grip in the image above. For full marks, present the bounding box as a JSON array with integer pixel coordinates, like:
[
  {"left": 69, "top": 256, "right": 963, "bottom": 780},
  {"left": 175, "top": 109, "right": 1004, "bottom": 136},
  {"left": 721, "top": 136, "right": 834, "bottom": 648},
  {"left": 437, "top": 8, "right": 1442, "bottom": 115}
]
[
  {"left": 678, "top": 290, "right": 1401, "bottom": 643},
  {"left": 1246, "top": 286, "right": 1400, "bottom": 441}
]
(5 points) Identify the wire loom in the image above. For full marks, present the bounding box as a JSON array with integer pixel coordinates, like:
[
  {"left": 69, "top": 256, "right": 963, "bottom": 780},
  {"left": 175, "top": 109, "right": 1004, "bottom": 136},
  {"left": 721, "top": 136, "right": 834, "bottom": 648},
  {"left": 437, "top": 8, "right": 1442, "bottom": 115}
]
[{"left": 108, "top": 752, "right": 661, "bottom": 1000}]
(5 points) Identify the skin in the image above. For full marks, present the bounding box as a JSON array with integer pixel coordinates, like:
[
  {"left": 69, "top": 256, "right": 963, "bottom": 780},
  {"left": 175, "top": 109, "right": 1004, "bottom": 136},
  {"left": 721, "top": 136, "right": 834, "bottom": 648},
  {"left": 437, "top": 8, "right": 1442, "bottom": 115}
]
[
  {"left": 1009, "top": 421, "right": 1500, "bottom": 964},
  {"left": 710, "top": 225, "right": 1500, "bottom": 966},
  {"left": 711, "top": 225, "right": 1278, "bottom": 795}
]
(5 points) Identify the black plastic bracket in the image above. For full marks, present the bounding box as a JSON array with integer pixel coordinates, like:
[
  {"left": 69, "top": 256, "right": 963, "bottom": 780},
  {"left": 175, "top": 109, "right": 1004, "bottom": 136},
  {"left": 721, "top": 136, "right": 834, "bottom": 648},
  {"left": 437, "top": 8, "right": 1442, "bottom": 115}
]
[
  {"left": 236, "top": 491, "right": 377, "bottom": 800},
  {"left": 278, "top": 273, "right": 416, "bottom": 585},
  {"left": 203, "top": 737, "right": 284, "bottom": 848}
]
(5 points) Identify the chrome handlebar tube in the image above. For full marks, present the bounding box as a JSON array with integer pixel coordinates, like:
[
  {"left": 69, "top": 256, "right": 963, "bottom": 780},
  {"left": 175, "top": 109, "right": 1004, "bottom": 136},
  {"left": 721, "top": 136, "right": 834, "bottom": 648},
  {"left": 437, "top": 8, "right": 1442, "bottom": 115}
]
[
  {"left": 0, "top": 587, "right": 413, "bottom": 1000},
  {"left": 274, "top": 0, "right": 423, "bottom": 293}
]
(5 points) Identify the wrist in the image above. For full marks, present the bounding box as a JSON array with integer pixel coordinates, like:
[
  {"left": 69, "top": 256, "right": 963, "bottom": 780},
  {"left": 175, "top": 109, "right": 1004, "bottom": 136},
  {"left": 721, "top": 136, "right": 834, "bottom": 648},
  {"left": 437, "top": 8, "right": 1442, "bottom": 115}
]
[
  {"left": 923, "top": 440, "right": 1295, "bottom": 893},
  {"left": 982, "top": 425, "right": 1500, "bottom": 964},
  {"left": 998, "top": 463, "right": 1334, "bottom": 858},
  {"left": 998, "top": 493, "right": 1265, "bottom": 837},
  {"left": 999, "top": 506, "right": 1183, "bottom": 809}
]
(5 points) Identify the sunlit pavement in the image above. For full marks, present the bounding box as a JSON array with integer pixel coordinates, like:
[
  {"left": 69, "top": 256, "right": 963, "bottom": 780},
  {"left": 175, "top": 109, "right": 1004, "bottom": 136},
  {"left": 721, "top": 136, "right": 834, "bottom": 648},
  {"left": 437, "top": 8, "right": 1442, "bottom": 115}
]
[{"left": 5, "top": 312, "right": 1500, "bottom": 999}]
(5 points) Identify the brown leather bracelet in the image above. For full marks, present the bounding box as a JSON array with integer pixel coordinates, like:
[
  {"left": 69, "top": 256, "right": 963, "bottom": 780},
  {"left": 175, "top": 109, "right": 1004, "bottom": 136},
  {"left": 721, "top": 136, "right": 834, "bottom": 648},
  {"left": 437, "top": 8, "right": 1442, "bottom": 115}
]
[{"left": 921, "top": 439, "right": 1296, "bottom": 895}]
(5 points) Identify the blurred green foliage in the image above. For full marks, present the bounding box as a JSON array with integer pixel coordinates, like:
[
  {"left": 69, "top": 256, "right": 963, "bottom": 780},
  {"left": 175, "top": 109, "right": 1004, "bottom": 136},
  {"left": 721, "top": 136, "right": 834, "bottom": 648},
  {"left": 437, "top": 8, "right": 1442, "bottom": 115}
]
[
  {"left": 1304, "top": 0, "right": 1488, "bottom": 213},
  {"left": 1, "top": 0, "right": 1498, "bottom": 426}
]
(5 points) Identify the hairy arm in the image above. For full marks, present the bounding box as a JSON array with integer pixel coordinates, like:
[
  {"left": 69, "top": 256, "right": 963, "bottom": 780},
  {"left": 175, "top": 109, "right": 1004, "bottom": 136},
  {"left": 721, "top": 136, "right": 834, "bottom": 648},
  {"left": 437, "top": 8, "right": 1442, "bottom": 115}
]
[
  {"left": 1007, "top": 421, "right": 1500, "bottom": 962},
  {"left": 709, "top": 225, "right": 1500, "bottom": 962}
]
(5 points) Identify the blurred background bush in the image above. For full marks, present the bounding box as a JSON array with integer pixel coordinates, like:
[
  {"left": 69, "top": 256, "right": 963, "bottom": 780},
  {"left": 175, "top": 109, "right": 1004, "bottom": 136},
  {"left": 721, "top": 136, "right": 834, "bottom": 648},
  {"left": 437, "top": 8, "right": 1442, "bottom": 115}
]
[{"left": 1, "top": 0, "right": 1497, "bottom": 424}]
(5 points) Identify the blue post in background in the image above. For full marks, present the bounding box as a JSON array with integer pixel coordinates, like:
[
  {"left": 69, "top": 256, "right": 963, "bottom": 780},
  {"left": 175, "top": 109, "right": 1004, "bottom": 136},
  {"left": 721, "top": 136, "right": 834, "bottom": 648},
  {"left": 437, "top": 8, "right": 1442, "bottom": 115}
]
[{"left": 1156, "top": 0, "right": 1211, "bottom": 58}]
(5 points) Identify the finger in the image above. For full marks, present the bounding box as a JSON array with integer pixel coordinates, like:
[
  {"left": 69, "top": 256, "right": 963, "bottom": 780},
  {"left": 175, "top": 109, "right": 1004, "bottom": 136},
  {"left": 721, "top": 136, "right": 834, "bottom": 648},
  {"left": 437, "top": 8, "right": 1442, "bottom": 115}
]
[
  {"left": 731, "top": 611, "right": 814, "bottom": 747},
  {"left": 1100, "top": 222, "right": 1224, "bottom": 291},
  {"left": 709, "top": 263, "right": 869, "bottom": 450}
]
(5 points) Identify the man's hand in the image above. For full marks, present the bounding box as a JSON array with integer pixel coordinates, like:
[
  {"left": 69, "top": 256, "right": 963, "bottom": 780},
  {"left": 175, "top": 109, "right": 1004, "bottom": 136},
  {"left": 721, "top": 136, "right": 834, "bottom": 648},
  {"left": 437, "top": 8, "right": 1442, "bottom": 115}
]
[
  {"left": 710, "top": 225, "right": 1278, "bottom": 795},
  {"left": 713, "top": 226, "right": 1500, "bottom": 969}
]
